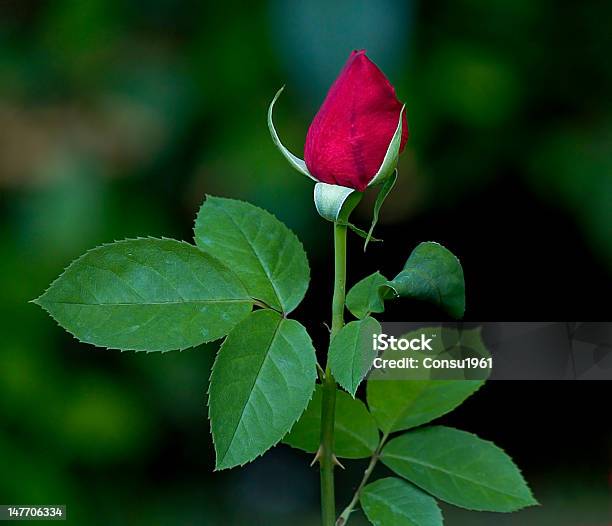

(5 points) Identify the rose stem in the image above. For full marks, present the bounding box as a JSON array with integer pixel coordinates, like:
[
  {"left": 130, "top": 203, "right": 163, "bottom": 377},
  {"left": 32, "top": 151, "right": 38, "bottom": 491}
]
[{"left": 320, "top": 222, "right": 347, "bottom": 526}]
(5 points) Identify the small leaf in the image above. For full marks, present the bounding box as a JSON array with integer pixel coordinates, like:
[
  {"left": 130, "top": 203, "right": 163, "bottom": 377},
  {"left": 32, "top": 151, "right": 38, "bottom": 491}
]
[
  {"left": 346, "top": 271, "right": 388, "bottom": 319},
  {"left": 364, "top": 169, "right": 397, "bottom": 250},
  {"left": 209, "top": 309, "right": 317, "bottom": 469},
  {"left": 329, "top": 317, "right": 381, "bottom": 396},
  {"left": 367, "top": 379, "right": 483, "bottom": 434},
  {"left": 314, "top": 182, "right": 363, "bottom": 223},
  {"left": 267, "top": 86, "right": 317, "bottom": 181},
  {"left": 194, "top": 196, "right": 310, "bottom": 314},
  {"left": 283, "top": 385, "right": 379, "bottom": 459},
  {"left": 381, "top": 426, "right": 538, "bottom": 512},
  {"left": 360, "top": 477, "right": 443, "bottom": 526},
  {"left": 34, "top": 238, "right": 253, "bottom": 351},
  {"left": 367, "top": 105, "right": 406, "bottom": 187},
  {"left": 382, "top": 242, "right": 465, "bottom": 319}
]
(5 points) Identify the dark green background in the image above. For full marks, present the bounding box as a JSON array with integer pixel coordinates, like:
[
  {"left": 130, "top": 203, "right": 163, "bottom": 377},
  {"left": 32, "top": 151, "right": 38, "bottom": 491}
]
[{"left": 1, "top": 0, "right": 610, "bottom": 524}]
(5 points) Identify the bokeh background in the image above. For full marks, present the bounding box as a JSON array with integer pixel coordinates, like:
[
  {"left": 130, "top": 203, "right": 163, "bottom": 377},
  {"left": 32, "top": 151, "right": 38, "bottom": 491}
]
[{"left": 1, "top": 0, "right": 611, "bottom": 524}]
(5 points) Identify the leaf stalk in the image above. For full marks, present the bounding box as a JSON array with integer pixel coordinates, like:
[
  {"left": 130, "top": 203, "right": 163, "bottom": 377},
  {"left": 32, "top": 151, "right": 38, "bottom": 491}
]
[{"left": 336, "top": 433, "right": 390, "bottom": 525}]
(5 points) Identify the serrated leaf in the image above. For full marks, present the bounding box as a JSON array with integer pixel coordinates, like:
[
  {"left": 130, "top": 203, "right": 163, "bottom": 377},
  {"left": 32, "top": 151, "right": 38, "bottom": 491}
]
[
  {"left": 381, "top": 426, "right": 537, "bottom": 512},
  {"left": 360, "top": 477, "right": 443, "bottom": 526},
  {"left": 283, "top": 385, "right": 379, "bottom": 458},
  {"left": 346, "top": 271, "right": 388, "bottom": 319},
  {"left": 194, "top": 196, "right": 310, "bottom": 314},
  {"left": 267, "top": 86, "right": 317, "bottom": 181},
  {"left": 382, "top": 242, "right": 465, "bottom": 319},
  {"left": 329, "top": 317, "right": 381, "bottom": 396},
  {"left": 367, "top": 379, "right": 484, "bottom": 434},
  {"left": 34, "top": 238, "right": 253, "bottom": 351},
  {"left": 209, "top": 309, "right": 317, "bottom": 469}
]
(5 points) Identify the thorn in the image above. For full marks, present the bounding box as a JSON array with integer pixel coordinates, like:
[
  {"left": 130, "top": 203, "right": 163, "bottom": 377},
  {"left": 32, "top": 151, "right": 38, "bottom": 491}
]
[
  {"left": 316, "top": 363, "right": 326, "bottom": 379},
  {"left": 323, "top": 321, "right": 331, "bottom": 333},
  {"left": 310, "top": 446, "right": 322, "bottom": 467},
  {"left": 332, "top": 454, "right": 345, "bottom": 470}
]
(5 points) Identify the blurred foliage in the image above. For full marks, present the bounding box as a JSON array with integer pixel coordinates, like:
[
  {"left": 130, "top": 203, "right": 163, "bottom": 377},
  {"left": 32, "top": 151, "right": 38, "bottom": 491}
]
[{"left": 0, "top": 0, "right": 610, "bottom": 524}]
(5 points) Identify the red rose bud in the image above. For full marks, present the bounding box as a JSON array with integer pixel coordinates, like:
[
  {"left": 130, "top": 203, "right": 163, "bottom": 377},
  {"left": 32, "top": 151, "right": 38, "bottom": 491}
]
[{"left": 304, "top": 50, "right": 408, "bottom": 191}]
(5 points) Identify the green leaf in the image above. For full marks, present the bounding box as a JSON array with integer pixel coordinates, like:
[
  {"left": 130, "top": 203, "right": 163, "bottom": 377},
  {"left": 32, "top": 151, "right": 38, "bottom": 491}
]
[
  {"left": 346, "top": 271, "right": 388, "bottom": 319},
  {"left": 267, "top": 86, "right": 317, "bottom": 181},
  {"left": 367, "top": 105, "right": 406, "bottom": 187},
  {"left": 381, "top": 426, "right": 537, "bottom": 512},
  {"left": 34, "top": 238, "right": 253, "bottom": 352},
  {"left": 382, "top": 242, "right": 465, "bottom": 319},
  {"left": 209, "top": 309, "right": 317, "bottom": 469},
  {"left": 283, "top": 385, "right": 379, "bottom": 459},
  {"left": 194, "top": 196, "right": 310, "bottom": 314},
  {"left": 360, "top": 477, "right": 443, "bottom": 526},
  {"left": 314, "top": 182, "right": 363, "bottom": 223},
  {"left": 364, "top": 170, "right": 397, "bottom": 250},
  {"left": 329, "top": 317, "right": 381, "bottom": 397},
  {"left": 367, "top": 379, "right": 484, "bottom": 434}
]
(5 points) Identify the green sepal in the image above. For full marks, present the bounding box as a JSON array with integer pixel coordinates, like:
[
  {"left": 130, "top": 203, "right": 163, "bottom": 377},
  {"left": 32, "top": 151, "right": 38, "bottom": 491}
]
[
  {"left": 367, "top": 105, "right": 406, "bottom": 187},
  {"left": 343, "top": 222, "right": 383, "bottom": 243},
  {"left": 313, "top": 182, "right": 363, "bottom": 223},
  {"left": 364, "top": 169, "right": 397, "bottom": 251},
  {"left": 267, "top": 86, "right": 316, "bottom": 181}
]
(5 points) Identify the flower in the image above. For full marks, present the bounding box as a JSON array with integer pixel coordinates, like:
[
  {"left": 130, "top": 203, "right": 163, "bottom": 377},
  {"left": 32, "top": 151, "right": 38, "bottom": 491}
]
[{"left": 304, "top": 50, "right": 408, "bottom": 191}]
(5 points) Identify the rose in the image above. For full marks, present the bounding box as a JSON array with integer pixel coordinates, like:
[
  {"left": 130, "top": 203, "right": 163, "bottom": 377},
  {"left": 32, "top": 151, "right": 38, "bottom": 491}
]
[
  {"left": 304, "top": 50, "right": 408, "bottom": 191},
  {"left": 268, "top": 49, "right": 409, "bottom": 229}
]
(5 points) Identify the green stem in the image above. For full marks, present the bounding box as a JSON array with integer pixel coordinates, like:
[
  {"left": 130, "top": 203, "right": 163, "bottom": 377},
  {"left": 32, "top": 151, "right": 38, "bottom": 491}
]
[
  {"left": 330, "top": 222, "right": 348, "bottom": 339},
  {"left": 320, "top": 222, "right": 348, "bottom": 526},
  {"left": 320, "top": 370, "right": 337, "bottom": 526},
  {"left": 336, "top": 433, "right": 389, "bottom": 526}
]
